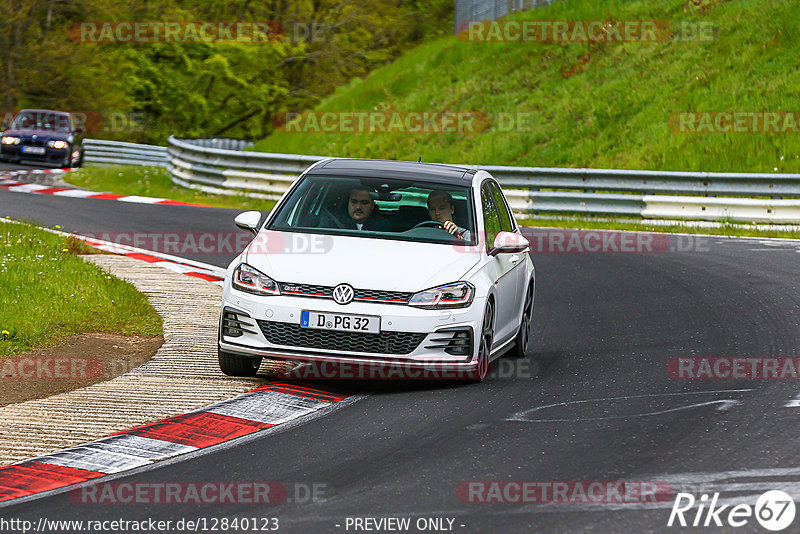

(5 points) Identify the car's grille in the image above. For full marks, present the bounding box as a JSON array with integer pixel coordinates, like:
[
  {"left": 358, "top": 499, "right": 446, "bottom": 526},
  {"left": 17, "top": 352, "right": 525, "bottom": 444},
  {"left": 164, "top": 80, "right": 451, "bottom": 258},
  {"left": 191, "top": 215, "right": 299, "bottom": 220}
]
[
  {"left": 257, "top": 320, "right": 426, "bottom": 355},
  {"left": 278, "top": 282, "right": 411, "bottom": 305},
  {"left": 22, "top": 139, "right": 45, "bottom": 147}
]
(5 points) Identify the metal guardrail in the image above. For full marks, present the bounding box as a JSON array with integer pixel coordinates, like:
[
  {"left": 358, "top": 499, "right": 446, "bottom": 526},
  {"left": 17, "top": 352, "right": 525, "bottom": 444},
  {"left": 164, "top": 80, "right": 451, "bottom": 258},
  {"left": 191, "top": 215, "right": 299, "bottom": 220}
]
[
  {"left": 85, "top": 136, "right": 800, "bottom": 223},
  {"left": 181, "top": 138, "right": 255, "bottom": 151},
  {"left": 454, "top": 0, "right": 558, "bottom": 34},
  {"left": 82, "top": 139, "right": 169, "bottom": 167},
  {"left": 81, "top": 137, "right": 252, "bottom": 167}
]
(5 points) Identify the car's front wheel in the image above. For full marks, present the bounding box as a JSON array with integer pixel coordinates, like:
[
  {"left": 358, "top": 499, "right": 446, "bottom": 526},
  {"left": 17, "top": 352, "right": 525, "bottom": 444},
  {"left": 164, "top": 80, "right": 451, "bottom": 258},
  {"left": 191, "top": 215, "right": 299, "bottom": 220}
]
[
  {"left": 218, "top": 349, "right": 262, "bottom": 377},
  {"left": 469, "top": 301, "right": 494, "bottom": 382},
  {"left": 508, "top": 281, "right": 534, "bottom": 359}
]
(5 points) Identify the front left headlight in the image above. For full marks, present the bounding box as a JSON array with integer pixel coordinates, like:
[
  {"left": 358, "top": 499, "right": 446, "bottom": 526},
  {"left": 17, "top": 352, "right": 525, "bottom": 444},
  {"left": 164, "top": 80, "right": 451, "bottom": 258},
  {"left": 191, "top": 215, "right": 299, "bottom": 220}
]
[
  {"left": 408, "top": 281, "right": 475, "bottom": 309},
  {"left": 1, "top": 136, "right": 20, "bottom": 145},
  {"left": 232, "top": 263, "right": 280, "bottom": 296},
  {"left": 48, "top": 140, "right": 68, "bottom": 149}
]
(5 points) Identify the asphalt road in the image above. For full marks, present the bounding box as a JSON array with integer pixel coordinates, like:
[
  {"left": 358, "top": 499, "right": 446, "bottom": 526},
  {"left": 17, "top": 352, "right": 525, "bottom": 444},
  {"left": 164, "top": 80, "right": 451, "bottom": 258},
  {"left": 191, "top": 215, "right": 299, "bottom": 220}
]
[{"left": 3, "top": 188, "right": 800, "bottom": 533}]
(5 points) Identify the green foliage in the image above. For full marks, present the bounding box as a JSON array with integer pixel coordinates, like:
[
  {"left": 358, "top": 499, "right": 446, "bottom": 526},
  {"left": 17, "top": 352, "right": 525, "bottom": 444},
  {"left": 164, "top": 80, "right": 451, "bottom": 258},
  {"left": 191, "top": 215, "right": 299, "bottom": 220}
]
[
  {"left": 255, "top": 0, "right": 800, "bottom": 174},
  {"left": 0, "top": 0, "right": 453, "bottom": 143}
]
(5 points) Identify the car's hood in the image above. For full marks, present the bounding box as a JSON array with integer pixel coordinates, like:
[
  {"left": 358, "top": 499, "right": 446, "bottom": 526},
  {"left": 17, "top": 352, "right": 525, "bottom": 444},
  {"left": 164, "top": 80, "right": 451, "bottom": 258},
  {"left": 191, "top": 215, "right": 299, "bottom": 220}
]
[
  {"left": 2, "top": 129, "right": 71, "bottom": 140},
  {"left": 242, "top": 230, "right": 481, "bottom": 291}
]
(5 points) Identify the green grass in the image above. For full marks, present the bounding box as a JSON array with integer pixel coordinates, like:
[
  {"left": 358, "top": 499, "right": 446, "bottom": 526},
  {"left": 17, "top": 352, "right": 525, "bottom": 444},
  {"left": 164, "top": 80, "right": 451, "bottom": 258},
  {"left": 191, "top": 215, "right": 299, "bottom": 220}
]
[
  {"left": 520, "top": 216, "right": 800, "bottom": 239},
  {"left": 255, "top": 0, "right": 800, "bottom": 174},
  {"left": 0, "top": 222, "right": 163, "bottom": 358},
  {"left": 66, "top": 166, "right": 277, "bottom": 212}
]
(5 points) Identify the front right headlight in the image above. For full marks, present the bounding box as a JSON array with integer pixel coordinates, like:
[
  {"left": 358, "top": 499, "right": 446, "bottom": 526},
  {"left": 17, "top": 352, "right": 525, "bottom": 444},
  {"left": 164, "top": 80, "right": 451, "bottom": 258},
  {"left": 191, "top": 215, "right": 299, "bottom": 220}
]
[
  {"left": 1, "top": 136, "right": 20, "bottom": 145},
  {"left": 232, "top": 263, "right": 280, "bottom": 296},
  {"left": 408, "top": 281, "right": 475, "bottom": 309}
]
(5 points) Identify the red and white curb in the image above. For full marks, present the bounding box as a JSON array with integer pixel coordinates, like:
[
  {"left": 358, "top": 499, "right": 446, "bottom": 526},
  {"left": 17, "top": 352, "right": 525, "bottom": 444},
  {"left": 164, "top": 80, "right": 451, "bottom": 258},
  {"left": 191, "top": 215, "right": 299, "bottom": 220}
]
[
  {"left": 0, "top": 222, "right": 358, "bottom": 504},
  {"left": 0, "top": 174, "right": 205, "bottom": 207},
  {"left": 0, "top": 218, "right": 227, "bottom": 285},
  {"left": 0, "top": 383, "right": 349, "bottom": 502},
  {"left": 79, "top": 236, "right": 226, "bottom": 285}
]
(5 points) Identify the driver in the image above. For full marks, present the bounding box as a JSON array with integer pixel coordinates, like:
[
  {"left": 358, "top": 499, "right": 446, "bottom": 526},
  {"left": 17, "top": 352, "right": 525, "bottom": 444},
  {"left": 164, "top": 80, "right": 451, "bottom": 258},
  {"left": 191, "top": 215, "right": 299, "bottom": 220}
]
[{"left": 427, "top": 190, "right": 469, "bottom": 240}]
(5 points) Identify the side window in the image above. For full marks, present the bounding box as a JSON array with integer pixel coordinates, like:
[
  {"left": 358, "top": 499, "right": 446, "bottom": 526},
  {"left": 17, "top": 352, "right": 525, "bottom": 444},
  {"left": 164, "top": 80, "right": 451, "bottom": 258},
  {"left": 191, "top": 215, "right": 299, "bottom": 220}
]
[
  {"left": 481, "top": 183, "right": 501, "bottom": 253},
  {"left": 490, "top": 182, "right": 515, "bottom": 232}
]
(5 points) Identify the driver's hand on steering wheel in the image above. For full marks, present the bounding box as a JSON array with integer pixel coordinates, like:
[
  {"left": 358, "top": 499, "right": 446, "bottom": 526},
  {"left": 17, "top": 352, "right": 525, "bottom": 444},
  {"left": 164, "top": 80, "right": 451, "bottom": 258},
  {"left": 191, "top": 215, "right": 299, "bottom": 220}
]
[{"left": 443, "top": 220, "right": 465, "bottom": 240}]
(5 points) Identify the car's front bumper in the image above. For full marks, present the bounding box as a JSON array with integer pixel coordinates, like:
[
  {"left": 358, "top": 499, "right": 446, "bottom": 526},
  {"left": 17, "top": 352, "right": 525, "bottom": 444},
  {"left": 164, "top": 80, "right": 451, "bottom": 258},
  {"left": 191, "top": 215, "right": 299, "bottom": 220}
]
[
  {"left": 1, "top": 144, "right": 68, "bottom": 164},
  {"left": 219, "top": 289, "right": 485, "bottom": 378}
]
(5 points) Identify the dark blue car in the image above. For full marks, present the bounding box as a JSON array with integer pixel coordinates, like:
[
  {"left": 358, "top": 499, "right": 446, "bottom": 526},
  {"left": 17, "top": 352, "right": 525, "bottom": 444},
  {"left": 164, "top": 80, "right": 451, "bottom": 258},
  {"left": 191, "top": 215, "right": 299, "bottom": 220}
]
[{"left": 1, "top": 109, "right": 84, "bottom": 167}]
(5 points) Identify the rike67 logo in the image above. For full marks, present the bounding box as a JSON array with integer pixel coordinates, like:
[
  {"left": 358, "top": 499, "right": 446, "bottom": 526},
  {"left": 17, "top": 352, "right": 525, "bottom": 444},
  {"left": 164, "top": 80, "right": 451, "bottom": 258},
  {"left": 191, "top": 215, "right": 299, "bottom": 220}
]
[{"left": 668, "top": 490, "right": 796, "bottom": 531}]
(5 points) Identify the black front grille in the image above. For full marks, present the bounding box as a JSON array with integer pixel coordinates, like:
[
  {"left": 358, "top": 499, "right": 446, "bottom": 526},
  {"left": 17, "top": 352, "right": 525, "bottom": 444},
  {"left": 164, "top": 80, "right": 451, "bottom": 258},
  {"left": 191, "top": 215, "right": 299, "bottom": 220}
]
[
  {"left": 279, "top": 282, "right": 332, "bottom": 298},
  {"left": 356, "top": 288, "right": 412, "bottom": 303},
  {"left": 22, "top": 139, "right": 45, "bottom": 147},
  {"left": 257, "top": 320, "right": 426, "bottom": 355},
  {"left": 278, "top": 282, "right": 411, "bottom": 304}
]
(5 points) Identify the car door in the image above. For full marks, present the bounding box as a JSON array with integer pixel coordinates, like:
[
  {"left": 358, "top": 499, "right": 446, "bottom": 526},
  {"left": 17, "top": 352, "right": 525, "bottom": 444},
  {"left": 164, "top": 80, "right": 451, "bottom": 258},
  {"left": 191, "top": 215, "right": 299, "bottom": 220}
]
[
  {"left": 489, "top": 181, "right": 527, "bottom": 320},
  {"left": 480, "top": 181, "right": 518, "bottom": 344}
]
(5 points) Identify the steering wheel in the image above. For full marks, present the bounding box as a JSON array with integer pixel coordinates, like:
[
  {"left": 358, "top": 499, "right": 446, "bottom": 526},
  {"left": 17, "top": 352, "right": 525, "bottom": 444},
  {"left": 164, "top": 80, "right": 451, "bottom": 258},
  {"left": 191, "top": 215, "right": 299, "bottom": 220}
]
[{"left": 412, "top": 220, "right": 445, "bottom": 230}]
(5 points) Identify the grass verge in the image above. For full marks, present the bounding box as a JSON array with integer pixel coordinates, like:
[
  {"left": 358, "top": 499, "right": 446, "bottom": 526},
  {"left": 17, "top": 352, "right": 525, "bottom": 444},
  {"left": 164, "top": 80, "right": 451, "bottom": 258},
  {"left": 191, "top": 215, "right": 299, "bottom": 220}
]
[
  {"left": 65, "top": 165, "right": 277, "bottom": 212},
  {"left": 0, "top": 221, "right": 163, "bottom": 358}
]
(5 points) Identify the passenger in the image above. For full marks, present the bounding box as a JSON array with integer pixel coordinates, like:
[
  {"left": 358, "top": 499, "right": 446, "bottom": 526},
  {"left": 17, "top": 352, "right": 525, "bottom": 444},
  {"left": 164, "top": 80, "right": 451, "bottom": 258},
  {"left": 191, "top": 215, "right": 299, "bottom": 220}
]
[{"left": 427, "top": 190, "right": 469, "bottom": 240}]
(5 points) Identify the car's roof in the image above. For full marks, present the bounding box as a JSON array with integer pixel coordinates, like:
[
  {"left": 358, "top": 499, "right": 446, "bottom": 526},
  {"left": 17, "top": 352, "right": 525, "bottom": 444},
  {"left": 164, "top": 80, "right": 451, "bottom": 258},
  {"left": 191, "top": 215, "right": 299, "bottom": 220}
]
[
  {"left": 16, "top": 109, "right": 70, "bottom": 115},
  {"left": 307, "top": 158, "right": 477, "bottom": 185}
]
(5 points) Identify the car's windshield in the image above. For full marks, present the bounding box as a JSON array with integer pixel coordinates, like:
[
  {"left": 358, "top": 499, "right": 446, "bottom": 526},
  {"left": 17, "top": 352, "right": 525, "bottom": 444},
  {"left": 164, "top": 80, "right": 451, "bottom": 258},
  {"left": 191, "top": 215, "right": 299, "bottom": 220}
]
[
  {"left": 11, "top": 111, "right": 72, "bottom": 133},
  {"left": 268, "top": 175, "right": 477, "bottom": 245}
]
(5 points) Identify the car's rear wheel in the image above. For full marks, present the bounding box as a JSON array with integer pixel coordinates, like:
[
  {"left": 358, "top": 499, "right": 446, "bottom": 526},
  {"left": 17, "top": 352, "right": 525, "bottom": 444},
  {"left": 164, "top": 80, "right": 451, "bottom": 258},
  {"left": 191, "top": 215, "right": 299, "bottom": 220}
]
[
  {"left": 469, "top": 301, "right": 494, "bottom": 382},
  {"left": 508, "top": 281, "right": 534, "bottom": 359},
  {"left": 218, "top": 349, "right": 262, "bottom": 377}
]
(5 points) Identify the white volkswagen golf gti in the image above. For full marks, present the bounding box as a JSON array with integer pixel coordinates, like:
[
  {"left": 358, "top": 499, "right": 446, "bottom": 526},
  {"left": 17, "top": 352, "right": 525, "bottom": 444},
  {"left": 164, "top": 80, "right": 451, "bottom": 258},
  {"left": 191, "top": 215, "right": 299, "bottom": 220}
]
[{"left": 218, "top": 158, "right": 535, "bottom": 381}]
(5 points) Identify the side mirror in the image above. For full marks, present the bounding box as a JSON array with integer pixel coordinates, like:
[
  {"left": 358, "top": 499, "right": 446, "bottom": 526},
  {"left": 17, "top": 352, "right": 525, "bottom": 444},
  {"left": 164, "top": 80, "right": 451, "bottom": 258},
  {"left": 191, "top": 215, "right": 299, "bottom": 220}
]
[
  {"left": 489, "top": 231, "right": 529, "bottom": 256},
  {"left": 234, "top": 211, "right": 262, "bottom": 236}
]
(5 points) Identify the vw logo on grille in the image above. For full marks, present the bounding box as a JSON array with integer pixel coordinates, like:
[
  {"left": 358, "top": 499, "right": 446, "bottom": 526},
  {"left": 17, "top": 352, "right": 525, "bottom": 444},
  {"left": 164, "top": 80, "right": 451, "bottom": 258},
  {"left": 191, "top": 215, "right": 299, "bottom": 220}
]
[{"left": 332, "top": 284, "right": 355, "bottom": 305}]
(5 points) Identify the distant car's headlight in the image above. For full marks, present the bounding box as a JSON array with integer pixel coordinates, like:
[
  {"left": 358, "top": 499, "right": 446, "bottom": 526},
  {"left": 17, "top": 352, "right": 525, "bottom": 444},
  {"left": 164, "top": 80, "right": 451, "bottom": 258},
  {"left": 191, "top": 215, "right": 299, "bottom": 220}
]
[
  {"left": 409, "top": 282, "right": 475, "bottom": 309},
  {"left": 1, "top": 136, "right": 20, "bottom": 145},
  {"left": 232, "top": 263, "right": 280, "bottom": 296},
  {"left": 48, "top": 140, "right": 68, "bottom": 149}
]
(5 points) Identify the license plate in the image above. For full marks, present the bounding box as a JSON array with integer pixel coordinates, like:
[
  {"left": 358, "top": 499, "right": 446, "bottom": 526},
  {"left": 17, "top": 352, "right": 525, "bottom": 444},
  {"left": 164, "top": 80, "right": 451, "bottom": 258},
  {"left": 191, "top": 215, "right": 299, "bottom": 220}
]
[
  {"left": 21, "top": 146, "right": 45, "bottom": 155},
  {"left": 301, "top": 310, "right": 380, "bottom": 334}
]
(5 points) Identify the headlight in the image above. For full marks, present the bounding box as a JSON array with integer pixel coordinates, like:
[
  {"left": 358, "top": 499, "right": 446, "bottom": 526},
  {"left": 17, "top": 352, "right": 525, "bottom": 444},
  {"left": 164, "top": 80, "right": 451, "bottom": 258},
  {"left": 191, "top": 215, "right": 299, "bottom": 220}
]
[
  {"left": 408, "top": 282, "right": 475, "bottom": 309},
  {"left": 232, "top": 263, "right": 280, "bottom": 296},
  {"left": 48, "top": 140, "right": 68, "bottom": 149},
  {"left": 1, "top": 136, "right": 20, "bottom": 145}
]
